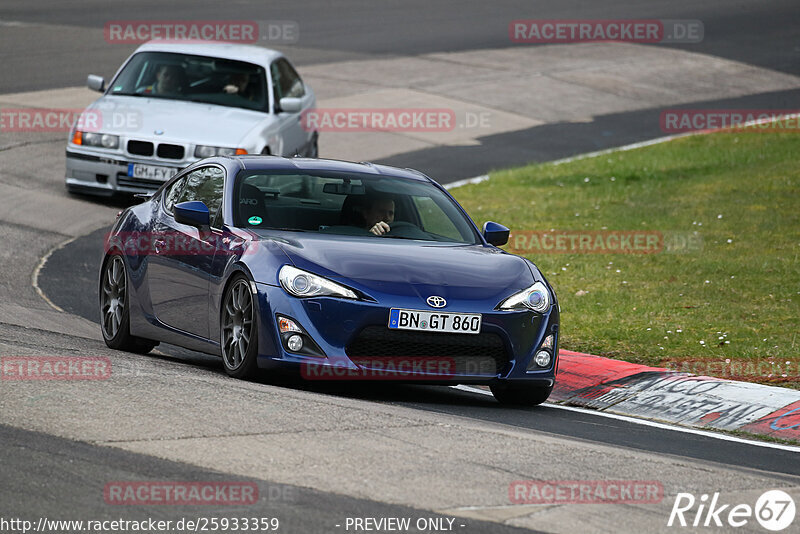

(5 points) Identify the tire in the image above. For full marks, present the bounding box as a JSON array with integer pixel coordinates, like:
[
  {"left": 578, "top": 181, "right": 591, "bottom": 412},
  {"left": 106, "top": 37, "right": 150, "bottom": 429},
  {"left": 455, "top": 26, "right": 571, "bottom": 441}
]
[
  {"left": 490, "top": 383, "right": 553, "bottom": 406},
  {"left": 220, "top": 275, "right": 260, "bottom": 379},
  {"left": 99, "top": 254, "right": 158, "bottom": 354}
]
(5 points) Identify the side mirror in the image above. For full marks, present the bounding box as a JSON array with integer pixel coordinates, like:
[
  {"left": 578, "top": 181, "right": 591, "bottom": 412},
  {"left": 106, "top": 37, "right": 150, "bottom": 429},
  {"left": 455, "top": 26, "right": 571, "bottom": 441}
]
[
  {"left": 482, "top": 221, "right": 510, "bottom": 246},
  {"left": 279, "top": 97, "right": 302, "bottom": 113},
  {"left": 174, "top": 201, "right": 210, "bottom": 227},
  {"left": 87, "top": 75, "right": 105, "bottom": 92}
]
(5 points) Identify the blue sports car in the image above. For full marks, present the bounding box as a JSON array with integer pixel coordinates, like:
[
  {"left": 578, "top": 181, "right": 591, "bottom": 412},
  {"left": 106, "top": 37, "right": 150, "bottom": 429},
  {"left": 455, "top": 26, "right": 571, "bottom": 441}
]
[{"left": 100, "top": 156, "right": 559, "bottom": 405}]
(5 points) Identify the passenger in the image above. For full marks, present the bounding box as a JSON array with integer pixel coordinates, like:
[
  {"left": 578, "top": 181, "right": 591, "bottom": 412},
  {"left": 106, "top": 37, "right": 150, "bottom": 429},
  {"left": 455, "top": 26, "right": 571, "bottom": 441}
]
[{"left": 223, "top": 73, "right": 251, "bottom": 96}]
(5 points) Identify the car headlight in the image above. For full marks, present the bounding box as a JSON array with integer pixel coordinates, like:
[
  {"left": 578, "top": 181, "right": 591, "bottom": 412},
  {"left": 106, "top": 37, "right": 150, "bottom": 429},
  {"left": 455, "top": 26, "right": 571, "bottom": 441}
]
[
  {"left": 72, "top": 131, "right": 119, "bottom": 149},
  {"left": 497, "top": 281, "right": 551, "bottom": 313},
  {"left": 194, "top": 145, "right": 247, "bottom": 158},
  {"left": 279, "top": 265, "right": 357, "bottom": 299}
]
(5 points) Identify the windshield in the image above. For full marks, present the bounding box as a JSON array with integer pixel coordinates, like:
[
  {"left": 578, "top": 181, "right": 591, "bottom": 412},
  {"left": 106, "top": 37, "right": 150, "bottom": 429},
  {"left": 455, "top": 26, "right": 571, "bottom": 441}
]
[
  {"left": 234, "top": 170, "right": 480, "bottom": 244},
  {"left": 108, "top": 51, "right": 268, "bottom": 112}
]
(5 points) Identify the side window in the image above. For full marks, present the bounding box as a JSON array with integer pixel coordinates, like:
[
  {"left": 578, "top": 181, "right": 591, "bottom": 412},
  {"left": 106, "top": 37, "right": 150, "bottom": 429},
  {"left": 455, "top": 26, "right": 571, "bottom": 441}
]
[
  {"left": 163, "top": 176, "right": 186, "bottom": 213},
  {"left": 270, "top": 58, "right": 305, "bottom": 105},
  {"left": 413, "top": 196, "right": 462, "bottom": 241},
  {"left": 177, "top": 166, "right": 226, "bottom": 227}
]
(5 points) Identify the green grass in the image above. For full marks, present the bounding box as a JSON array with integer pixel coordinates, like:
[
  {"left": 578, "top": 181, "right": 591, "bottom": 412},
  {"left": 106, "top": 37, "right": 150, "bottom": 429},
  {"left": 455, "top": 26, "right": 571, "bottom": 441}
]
[{"left": 451, "top": 130, "right": 800, "bottom": 388}]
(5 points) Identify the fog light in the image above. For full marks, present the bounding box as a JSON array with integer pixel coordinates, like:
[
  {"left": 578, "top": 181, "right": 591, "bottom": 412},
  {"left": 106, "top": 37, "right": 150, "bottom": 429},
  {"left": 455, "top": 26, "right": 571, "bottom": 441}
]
[
  {"left": 534, "top": 350, "right": 551, "bottom": 368},
  {"left": 287, "top": 334, "right": 303, "bottom": 352}
]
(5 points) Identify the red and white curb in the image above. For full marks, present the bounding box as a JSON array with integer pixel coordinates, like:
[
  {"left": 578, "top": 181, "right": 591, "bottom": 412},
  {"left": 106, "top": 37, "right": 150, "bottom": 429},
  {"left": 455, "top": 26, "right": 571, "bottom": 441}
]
[{"left": 552, "top": 350, "right": 800, "bottom": 442}]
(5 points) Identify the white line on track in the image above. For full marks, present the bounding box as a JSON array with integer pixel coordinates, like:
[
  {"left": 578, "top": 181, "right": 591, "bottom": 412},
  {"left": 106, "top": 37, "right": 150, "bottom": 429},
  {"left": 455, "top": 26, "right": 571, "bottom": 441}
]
[
  {"left": 31, "top": 235, "right": 80, "bottom": 313},
  {"left": 452, "top": 385, "right": 800, "bottom": 453}
]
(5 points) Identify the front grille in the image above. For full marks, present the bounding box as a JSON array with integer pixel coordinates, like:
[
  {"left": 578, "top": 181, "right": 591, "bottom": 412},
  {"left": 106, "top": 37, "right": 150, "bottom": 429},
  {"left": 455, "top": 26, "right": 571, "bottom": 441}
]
[
  {"left": 346, "top": 326, "right": 509, "bottom": 376},
  {"left": 127, "top": 140, "right": 154, "bottom": 156},
  {"left": 157, "top": 143, "right": 184, "bottom": 159}
]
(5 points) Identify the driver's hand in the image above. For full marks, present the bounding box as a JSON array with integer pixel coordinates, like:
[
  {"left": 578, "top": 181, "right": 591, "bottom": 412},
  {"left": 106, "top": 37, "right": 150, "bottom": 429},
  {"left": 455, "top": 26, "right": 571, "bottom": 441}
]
[
  {"left": 369, "top": 221, "right": 391, "bottom": 236},
  {"left": 222, "top": 84, "right": 240, "bottom": 94}
]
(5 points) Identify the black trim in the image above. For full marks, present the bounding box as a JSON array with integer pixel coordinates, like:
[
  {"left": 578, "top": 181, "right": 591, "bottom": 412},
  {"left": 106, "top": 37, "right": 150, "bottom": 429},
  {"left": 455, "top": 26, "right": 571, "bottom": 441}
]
[
  {"left": 65, "top": 182, "right": 114, "bottom": 197},
  {"left": 65, "top": 149, "right": 126, "bottom": 166}
]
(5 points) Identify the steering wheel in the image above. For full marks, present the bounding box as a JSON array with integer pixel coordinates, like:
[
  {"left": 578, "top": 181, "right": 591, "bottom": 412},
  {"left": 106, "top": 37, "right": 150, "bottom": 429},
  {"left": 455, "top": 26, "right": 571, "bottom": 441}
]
[{"left": 386, "top": 220, "right": 429, "bottom": 239}]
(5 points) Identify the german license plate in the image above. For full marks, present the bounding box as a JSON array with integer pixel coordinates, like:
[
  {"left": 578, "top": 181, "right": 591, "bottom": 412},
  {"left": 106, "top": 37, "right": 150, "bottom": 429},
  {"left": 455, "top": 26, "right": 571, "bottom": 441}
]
[
  {"left": 388, "top": 308, "right": 482, "bottom": 334},
  {"left": 127, "top": 163, "right": 177, "bottom": 181}
]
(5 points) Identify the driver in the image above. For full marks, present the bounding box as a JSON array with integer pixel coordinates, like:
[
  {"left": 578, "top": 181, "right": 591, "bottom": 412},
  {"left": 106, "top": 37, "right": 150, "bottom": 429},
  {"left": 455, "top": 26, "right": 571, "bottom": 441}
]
[
  {"left": 362, "top": 196, "right": 395, "bottom": 236},
  {"left": 150, "top": 64, "right": 185, "bottom": 95}
]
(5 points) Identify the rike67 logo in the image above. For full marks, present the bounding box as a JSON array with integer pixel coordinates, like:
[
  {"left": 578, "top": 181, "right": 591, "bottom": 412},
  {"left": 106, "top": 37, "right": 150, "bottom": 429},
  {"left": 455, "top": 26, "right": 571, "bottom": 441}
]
[{"left": 668, "top": 490, "right": 795, "bottom": 531}]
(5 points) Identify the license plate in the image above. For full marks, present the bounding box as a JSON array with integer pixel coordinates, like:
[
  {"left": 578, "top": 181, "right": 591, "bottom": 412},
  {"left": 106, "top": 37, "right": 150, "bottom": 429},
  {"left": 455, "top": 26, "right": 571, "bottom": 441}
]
[
  {"left": 388, "top": 308, "right": 482, "bottom": 334},
  {"left": 127, "top": 163, "right": 178, "bottom": 181}
]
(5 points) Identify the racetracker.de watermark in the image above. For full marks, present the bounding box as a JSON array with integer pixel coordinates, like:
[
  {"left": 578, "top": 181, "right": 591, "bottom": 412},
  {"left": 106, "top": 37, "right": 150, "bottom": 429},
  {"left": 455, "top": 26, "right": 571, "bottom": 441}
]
[
  {"left": 0, "top": 108, "right": 142, "bottom": 133},
  {"left": 506, "top": 230, "right": 702, "bottom": 255},
  {"left": 510, "top": 19, "right": 703, "bottom": 43},
  {"left": 105, "top": 232, "right": 254, "bottom": 257},
  {"left": 301, "top": 357, "right": 460, "bottom": 380},
  {"left": 660, "top": 110, "right": 800, "bottom": 133},
  {"left": 301, "top": 108, "right": 457, "bottom": 132},
  {"left": 509, "top": 480, "right": 664, "bottom": 505},
  {"left": 664, "top": 358, "right": 799, "bottom": 381},
  {"left": 104, "top": 20, "right": 299, "bottom": 44},
  {"left": 1, "top": 357, "right": 111, "bottom": 381},
  {"left": 104, "top": 482, "right": 258, "bottom": 505}
]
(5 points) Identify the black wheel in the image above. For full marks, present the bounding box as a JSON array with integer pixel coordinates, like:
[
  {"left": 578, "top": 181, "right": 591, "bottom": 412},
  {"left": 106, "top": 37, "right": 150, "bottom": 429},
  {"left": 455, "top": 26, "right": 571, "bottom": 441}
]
[
  {"left": 490, "top": 383, "right": 553, "bottom": 406},
  {"left": 220, "top": 276, "right": 259, "bottom": 379},
  {"left": 99, "top": 254, "right": 158, "bottom": 353}
]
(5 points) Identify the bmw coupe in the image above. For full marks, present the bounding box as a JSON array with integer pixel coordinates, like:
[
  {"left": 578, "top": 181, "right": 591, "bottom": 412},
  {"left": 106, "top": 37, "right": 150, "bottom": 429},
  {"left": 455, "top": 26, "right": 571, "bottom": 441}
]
[{"left": 67, "top": 41, "right": 316, "bottom": 196}]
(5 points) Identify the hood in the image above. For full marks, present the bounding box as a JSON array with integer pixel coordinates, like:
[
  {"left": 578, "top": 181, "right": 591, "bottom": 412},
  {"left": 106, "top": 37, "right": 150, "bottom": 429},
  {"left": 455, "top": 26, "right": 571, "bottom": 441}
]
[
  {"left": 87, "top": 95, "right": 269, "bottom": 145},
  {"left": 267, "top": 233, "right": 534, "bottom": 304}
]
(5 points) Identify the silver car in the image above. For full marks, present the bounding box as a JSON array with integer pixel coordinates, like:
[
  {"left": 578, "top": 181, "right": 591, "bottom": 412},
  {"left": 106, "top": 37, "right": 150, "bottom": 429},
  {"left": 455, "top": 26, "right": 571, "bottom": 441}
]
[{"left": 65, "top": 40, "right": 317, "bottom": 196}]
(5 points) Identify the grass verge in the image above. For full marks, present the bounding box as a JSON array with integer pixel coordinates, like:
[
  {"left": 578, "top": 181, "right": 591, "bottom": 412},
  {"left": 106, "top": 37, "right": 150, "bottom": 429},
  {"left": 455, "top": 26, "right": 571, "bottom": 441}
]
[{"left": 451, "top": 129, "right": 799, "bottom": 389}]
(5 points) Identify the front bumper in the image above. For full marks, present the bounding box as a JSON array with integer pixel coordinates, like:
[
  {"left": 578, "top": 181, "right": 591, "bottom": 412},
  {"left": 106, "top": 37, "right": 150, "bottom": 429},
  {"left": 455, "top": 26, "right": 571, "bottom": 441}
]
[
  {"left": 65, "top": 148, "right": 194, "bottom": 196},
  {"left": 253, "top": 283, "right": 559, "bottom": 384}
]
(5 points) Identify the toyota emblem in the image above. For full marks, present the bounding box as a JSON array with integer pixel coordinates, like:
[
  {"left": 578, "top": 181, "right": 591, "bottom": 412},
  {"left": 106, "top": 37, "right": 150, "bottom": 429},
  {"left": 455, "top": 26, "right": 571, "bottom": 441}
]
[{"left": 426, "top": 296, "right": 446, "bottom": 308}]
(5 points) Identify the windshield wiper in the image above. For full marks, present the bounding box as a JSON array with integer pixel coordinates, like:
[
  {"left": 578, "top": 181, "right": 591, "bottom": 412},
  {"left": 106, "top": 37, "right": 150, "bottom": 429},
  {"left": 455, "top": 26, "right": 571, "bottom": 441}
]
[{"left": 112, "top": 92, "right": 182, "bottom": 101}]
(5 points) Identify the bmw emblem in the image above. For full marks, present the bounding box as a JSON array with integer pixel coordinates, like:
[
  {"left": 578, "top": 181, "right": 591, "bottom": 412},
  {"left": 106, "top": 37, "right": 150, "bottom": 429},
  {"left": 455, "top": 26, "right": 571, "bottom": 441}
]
[
  {"left": 426, "top": 296, "right": 446, "bottom": 308},
  {"left": 154, "top": 129, "right": 164, "bottom": 135}
]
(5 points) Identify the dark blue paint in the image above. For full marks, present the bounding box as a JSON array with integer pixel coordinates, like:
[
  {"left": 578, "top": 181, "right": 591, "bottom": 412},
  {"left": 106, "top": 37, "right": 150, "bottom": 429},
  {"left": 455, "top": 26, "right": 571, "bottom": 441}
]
[{"left": 105, "top": 156, "right": 559, "bottom": 384}]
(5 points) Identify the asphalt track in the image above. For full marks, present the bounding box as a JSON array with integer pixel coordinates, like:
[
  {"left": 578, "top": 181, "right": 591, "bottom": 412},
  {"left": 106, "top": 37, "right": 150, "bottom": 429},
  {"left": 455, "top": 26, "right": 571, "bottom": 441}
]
[
  {"left": 2, "top": 2, "right": 800, "bottom": 533},
  {"left": 1, "top": 0, "right": 798, "bottom": 94},
  {"left": 2, "top": 424, "right": 541, "bottom": 534},
  {"left": 34, "top": 229, "right": 800, "bottom": 477}
]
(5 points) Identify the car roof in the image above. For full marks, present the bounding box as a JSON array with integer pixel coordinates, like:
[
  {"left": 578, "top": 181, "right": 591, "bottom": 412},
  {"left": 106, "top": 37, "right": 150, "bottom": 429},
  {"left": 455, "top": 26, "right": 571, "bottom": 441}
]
[
  {"left": 135, "top": 40, "right": 284, "bottom": 65},
  {"left": 231, "top": 156, "right": 433, "bottom": 182}
]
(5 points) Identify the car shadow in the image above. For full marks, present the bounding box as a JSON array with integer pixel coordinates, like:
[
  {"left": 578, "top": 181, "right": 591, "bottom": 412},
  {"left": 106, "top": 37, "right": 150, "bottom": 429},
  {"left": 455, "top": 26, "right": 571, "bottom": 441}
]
[{"left": 151, "top": 342, "right": 501, "bottom": 407}]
